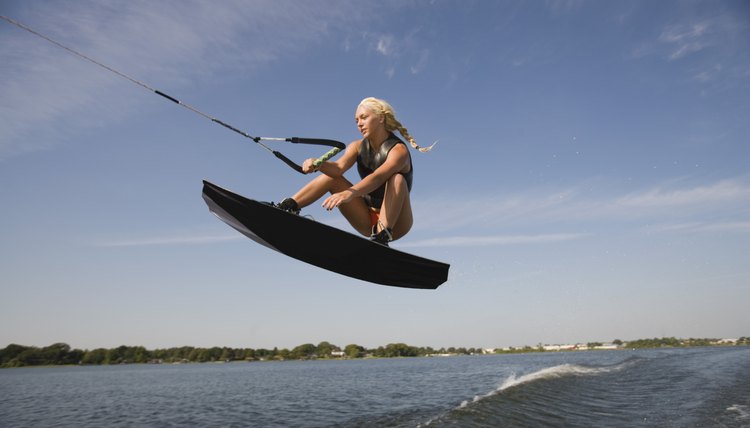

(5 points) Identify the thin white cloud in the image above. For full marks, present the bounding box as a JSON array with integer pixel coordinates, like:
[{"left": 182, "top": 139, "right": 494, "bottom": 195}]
[
  {"left": 650, "top": 21, "right": 713, "bottom": 61},
  {"left": 415, "top": 188, "right": 581, "bottom": 232},
  {"left": 615, "top": 179, "right": 750, "bottom": 208},
  {"left": 414, "top": 178, "right": 750, "bottom": 237},
  {"left": 0, "top": 0, "right": 372, "bottom": 158},
  {"left": 631, "top": 10, "right": 749, "bottom": 87},
  {"left": 632, "top": 24, "right": 711, "bottom": 62},
  {"left": 545, "top": 0, "right": 586, "bottom": 12},
  {"left": 376, "top": 35, "right": 395, "bottom": 56},
  {"left": 96, "top": 234, "right": 241, "bottom": 247},
  {"left": 401, "top": 233, "right": 586, "bottom": 248},
  {"left": 410, "top": 49, "right": 430, "bottom": 74},
  {"left": 361, "top": 28, "right": 431, "bottom": 77},
  {"left": 646, "top": 221, "right": 750, "bottom": 234},
  {"left": 659, "top": 22, "right": 709, "bottom": 43},
  {"left": 693, "top": 64, "right": 723, "bottom": 82}
]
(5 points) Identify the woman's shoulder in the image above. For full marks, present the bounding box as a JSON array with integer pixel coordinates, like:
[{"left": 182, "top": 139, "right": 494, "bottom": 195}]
[
  {"left": 341, "top": 139, "right": 364, "bottom": 162},
  {"left": 348, "top": 138, "right": 365, "bottom": 153}
]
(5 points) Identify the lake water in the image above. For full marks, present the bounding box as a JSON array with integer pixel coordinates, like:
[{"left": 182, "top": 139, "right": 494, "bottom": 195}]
[{"left": 1, "top": 347, "right": 749, "bottom": 427}]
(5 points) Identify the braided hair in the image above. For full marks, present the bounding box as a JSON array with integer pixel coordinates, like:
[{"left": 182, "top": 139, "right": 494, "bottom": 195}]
[{"left": 358, "top": 97, "right": 436, "bottom": 153}]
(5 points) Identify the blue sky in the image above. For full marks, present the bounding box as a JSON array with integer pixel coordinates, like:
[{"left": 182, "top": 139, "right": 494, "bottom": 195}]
[{"left": 1, "top": 0, "right": 748, "bottom": 350}]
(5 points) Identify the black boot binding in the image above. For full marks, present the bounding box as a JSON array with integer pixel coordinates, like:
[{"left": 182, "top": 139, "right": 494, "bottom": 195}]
[
  {"left": 275, "top": 198, "right": 300, "bottom": 215},
  {"left": 370, "top": 225, "right": 393, "bottom": 246}
]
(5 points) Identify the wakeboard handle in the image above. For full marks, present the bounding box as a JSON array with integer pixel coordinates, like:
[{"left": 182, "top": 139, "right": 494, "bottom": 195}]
[{"left": 259, "top": 137, "right": 346, "bottom": 173}]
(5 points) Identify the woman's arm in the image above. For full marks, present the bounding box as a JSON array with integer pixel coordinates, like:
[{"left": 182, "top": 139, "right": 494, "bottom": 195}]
[
  {"left": 349, "top": 143, "right": 409, "bottom": 196},
  {"left": 322, "top": 143, "right": 410, "bottom": 210},
  {"left": 302, "top": 140, "right": 361, "bottom": 176}
]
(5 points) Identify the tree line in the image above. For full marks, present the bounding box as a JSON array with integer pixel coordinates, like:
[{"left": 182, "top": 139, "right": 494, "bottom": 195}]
[
  {"left": 0, "top": 342, "right": 484, "bottom": 368},
  {"left": 623, "top": 337, "right": 749, "bottom": 348},
  {"left": 1, "top": 337, "right": 747, "bottom": 368}
]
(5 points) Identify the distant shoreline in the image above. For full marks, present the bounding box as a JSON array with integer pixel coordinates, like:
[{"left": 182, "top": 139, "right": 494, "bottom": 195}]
[{"left": 2, "top": 337, "right": 747, "bottom": 368}]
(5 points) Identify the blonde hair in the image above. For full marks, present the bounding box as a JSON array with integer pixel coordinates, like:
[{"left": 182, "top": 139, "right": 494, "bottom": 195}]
[{"left": 358, "top": 97, "right": 436, "bottom": 153}]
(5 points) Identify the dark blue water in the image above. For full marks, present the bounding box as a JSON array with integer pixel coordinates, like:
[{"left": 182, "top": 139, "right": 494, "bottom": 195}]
[{"left": 1, "top": 347, "right": 748, "bottom": 427}]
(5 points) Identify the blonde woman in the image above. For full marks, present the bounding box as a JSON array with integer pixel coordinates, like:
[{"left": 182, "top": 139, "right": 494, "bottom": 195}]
[{"left": 275, "top": 97, "right": 433, "bottom": 246}]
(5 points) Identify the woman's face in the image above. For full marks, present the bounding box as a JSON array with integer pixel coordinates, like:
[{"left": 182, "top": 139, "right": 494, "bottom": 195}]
[{"left": 355, "top": 105, "right": 384, "bottom": 140}]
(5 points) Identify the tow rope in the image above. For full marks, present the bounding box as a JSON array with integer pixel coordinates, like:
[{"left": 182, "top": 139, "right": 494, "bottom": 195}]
[{"left": 1, "top": 15, "right": 344, "bottom": 172}]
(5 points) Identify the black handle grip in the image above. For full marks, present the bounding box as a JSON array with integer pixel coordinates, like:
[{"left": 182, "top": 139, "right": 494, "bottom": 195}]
[
  {"left": 273, "top": 151, "right": 303, "bottom": 173},
  {"left": 155, "top": 90, "right": 180, "bottom": 104},
  {"left": 288, "top": 137, "right": 346, "bottom": 150}
]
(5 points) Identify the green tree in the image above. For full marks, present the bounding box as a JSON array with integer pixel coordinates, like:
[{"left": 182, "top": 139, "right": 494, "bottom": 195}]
[
  {"left": 220, "top": 348, "right": 233, "bottom": 361},
  {"left": 244, "top": 348, "right": 258, "bottom": 361},
  {"left": 383, "top": 343, "right": 418, "bottom": 358},
  {"left": 17, "top": 347, "right": 45, "bottom": 366},
  {"left": 207, "top": 347, "right": 223, "bottom": 362},
  {"left": 66, "top": 348, "right": 85, "bottom": 364},
  {"left": 106, "top": 347, "right": 120, "bottom": 364},
  {"left": 292, "top": 343, "right": 317, "bottom": 359},
  {"left": 344, "top": 344, "right": 364, "bottom": 358},
  {"left": 0, "top": 344, "right": 30, "bottom": 366},
  {"left": 419, "top": 346, "right": 436, "bottom": 356},
  {"left": 255, "top": 348, "right": 272, "bottom": 360},
  {"left": 316, "top": 341, "right": 338, "bottom": 358},
  {"left": 82, "top": 348, "right": 108, "bottom": 365},
  {"left": 42, "top": 343, "right": 71, "bottom": 364},
  {"left": 174, "top": 346, "right": 195, "bottom": 361},
  {"left": 125, "top": 346, "right": 149, "bottom": 363}
]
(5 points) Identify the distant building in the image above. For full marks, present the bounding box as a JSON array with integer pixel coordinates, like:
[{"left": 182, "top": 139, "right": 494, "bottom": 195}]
[
  {"left": 593, "top": 344, "right": 620, "bottom": 350},
  {"left": 543, "top": 344, "right": 577, "bottom": 351}
]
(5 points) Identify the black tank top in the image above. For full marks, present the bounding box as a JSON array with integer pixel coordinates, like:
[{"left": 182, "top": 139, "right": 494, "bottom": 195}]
[{"left": 356, "top": 134, "right": 413, "bottom": 209}]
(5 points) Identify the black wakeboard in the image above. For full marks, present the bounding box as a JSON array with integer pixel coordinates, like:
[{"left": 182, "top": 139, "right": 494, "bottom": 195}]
[{"left": 202, "top": 180, "right": 449, "bottom": 289}]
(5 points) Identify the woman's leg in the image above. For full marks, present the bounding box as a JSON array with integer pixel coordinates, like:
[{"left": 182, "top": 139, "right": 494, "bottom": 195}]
[
  {"left": 291, "top": 174, "right": 344, "bottom": 208},
  {"left": 290, "top": 174, "right": 373, "bottom": 237},
  {"left": 377, "top": 174, "right": 413, "bottom": 241}
]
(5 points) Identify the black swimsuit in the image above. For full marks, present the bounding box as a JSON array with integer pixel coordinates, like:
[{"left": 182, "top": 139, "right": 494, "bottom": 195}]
[{"left": 356, "top": 134, "right": 413, "bottom": 209}]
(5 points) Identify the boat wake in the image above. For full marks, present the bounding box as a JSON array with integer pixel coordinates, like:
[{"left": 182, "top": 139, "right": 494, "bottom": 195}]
[
  {"left": 421, "top": 357, "right": 643, "bottom": 427},
  {"left": 726, "top": 404, "right": 749, "bottom": 421},
  {"left": 463, "top": 358, "right": 638, "bottom": 409}
]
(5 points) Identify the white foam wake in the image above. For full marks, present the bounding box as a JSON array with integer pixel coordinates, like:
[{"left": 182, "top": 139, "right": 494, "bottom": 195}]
[
  {"left": 421, "top": 360, "right": 637, "bottom": 426},
  {"left": 499, "top": 363, "right": 614, "bottom": 391},
  {"left": 727, "top": 404, "right": 749, "bottom": 420},
  {"left": 460, "top": 362, "right": 624, "bottom": 408}
]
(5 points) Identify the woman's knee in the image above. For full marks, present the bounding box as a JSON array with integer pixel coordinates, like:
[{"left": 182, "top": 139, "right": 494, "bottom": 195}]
[
  {"left": 308, "top": 174, "right": 350, "bottom": 194},
  {"left": 328, "top": 175, "right": 354, "bottom": 193}
]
